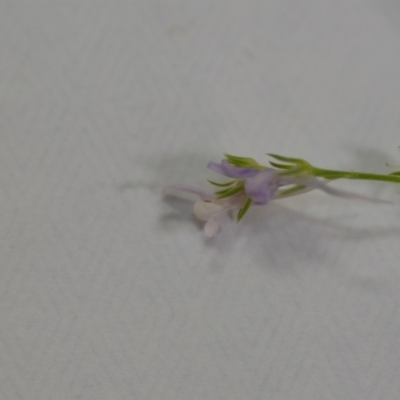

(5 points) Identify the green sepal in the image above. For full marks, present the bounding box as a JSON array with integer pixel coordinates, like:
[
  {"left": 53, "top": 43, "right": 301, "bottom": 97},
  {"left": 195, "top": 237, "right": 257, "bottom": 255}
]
[
  {"left": 269, "top": 161, "right": 292, "bottom": 170},
  {"left": 207, "top": 179, "right": 237, "bottom": 187},
  {"left": 237, "top": 198, "right": 253, "bottom": 222},
  {"left": 224, "top": 154, "right": 266, "bottom": 170},
  {"left": 267, "top": 153, "right": 304, "bottom": 164},
  {"left": 216, "top": 184, "right": 244, "bottom": 199},
  {"left": 278, "top": 166, "right": 309, "bottom": 176}
]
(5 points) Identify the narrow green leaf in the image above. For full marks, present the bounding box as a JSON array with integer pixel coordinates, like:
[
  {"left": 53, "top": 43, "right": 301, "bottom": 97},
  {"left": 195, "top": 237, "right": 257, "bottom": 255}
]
[
  {"left": 216, "top": 184, "right": 244, "bottom": 199},
  {"left": 389, "top": 171, "right": 400, "bottom": 176},
  {"left": 278, "top": 166, "right": 307, "bottom": 176},
  {"left": 269, "top": 161, "right": 292, "bottom": 170},
  {"left": 267, "top": 153, "right": 303, "bottom": 163},
  {"left": 224, "top": 153, "right": 266, "bottom": 169},
  {"left": 207, "top": 179, "right": 237, "bottom": 187},
  {"left": 224, "top": 153, "right": 257, "bottom": 164},
  {"left": 237, "top": 198, "right": 253, "bottom": 222}
]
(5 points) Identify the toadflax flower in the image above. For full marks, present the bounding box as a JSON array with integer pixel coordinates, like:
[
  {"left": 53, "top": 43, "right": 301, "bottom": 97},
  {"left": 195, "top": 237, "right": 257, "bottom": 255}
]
[
  {"left": 163, "top": 183, "right": 245, "bottom": 237},
  {"left": 163, "top": 153, "right": 399, "bottom": 237}
]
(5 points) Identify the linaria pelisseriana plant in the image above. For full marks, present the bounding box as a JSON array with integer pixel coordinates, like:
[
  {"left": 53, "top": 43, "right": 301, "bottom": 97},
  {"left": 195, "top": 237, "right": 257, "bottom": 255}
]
[{"left": 163, "top": 153, "right": 400, "bottom": 237}]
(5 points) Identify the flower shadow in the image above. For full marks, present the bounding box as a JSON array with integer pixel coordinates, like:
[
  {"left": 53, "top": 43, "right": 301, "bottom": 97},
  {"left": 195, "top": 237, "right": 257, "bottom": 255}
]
[{"left": 212, "top": 198, "right": 400, "bottom": 273}]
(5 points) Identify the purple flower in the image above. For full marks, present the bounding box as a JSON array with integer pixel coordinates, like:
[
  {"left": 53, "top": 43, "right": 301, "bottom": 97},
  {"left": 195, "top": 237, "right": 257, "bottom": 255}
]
[
  {"left": 208, "top": 160, "right": 281, "bottom": 205},
  {"left": 244, "top": 169, "right": 281, "bottom": 205},
  {"left": 207, "top": 160, "right": 388, "bottom": 205},
  {"left": 163, "top": 157, "right": 390, "bottom": 237}
]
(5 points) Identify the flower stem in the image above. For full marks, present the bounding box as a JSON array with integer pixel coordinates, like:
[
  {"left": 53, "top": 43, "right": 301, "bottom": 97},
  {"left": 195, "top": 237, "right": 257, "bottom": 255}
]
[{"left": 312, "top": 167, "right": 400, "bottom": 184}]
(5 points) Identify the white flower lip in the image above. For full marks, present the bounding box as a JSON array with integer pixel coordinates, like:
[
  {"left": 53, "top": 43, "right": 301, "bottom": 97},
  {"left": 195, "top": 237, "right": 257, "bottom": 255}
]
[{"left": 193, "top": 200, "right": 224, "bottom": 221}]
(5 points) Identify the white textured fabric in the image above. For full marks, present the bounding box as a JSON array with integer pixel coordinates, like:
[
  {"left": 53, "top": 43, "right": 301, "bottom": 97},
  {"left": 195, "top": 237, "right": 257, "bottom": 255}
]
[{"left": 2, "top": 1, "right": 400, "bottom": 399}]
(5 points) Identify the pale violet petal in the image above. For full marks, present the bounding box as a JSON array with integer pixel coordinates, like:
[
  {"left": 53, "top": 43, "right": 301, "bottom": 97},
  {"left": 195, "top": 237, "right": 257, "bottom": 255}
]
[
  {"left": 207, "top": 160, "right": 259, "bottom": 178},
  {"left": 162, "top": 184, "right": 215, "bottom": 201},
  {"left": 244, "top": 169, "right": 280, "bottom": 205},
  {"left": 204, "top": 215, "right": 220, "bottom": 237}
]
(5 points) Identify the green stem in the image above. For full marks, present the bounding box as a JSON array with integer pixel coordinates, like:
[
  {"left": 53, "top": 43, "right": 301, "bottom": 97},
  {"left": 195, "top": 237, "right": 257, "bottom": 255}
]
[{"left": 312, "top": 167, "right": 400, "bottom": 184}]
